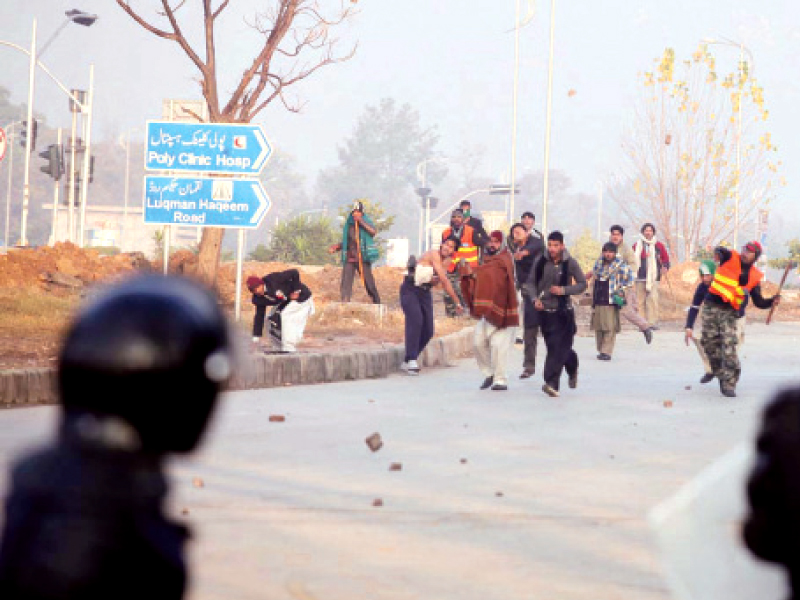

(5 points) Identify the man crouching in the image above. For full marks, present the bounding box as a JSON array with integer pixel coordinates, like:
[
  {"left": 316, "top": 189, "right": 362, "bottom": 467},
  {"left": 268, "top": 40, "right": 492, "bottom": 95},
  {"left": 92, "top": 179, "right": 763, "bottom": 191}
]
[{"left": 247, "top": 269, "right": 314, "bottom": 353}]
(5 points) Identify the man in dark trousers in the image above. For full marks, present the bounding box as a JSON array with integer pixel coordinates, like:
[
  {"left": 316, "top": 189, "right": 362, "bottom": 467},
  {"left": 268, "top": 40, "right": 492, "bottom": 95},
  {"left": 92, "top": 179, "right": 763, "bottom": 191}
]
[
  {"left": 700, "top": 241, "right": 781, "bottom": 397},
  {"left": 400, "top": 236, "right": 463, "bottom": 375},
  {"left": 0, "top": 275, "right": 233, "bottom": 600},
  {"left": 524, "top": 231, "right": 587, "bottom": 397},
  {"left": 509, "top": 222, "right": 544, "bottom": 378},
  {"left": 329, "top": 200, "right": 381, "bottom": 304},
  {"left": 247, "top": 269, "right": 314, "bottom": 353}
]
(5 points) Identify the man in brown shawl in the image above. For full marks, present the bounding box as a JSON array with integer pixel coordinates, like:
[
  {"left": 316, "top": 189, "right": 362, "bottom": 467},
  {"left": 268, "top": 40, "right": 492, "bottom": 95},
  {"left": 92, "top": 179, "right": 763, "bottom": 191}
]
[{"left": 460, "top": 230, "right": 519, "bottom": 391}]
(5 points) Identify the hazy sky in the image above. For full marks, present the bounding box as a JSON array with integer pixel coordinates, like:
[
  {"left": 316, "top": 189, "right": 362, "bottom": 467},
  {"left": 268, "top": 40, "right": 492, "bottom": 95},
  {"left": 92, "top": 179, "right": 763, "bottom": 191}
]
[{"left": 1, "top": 1, "right": 798, "bottom": 237}]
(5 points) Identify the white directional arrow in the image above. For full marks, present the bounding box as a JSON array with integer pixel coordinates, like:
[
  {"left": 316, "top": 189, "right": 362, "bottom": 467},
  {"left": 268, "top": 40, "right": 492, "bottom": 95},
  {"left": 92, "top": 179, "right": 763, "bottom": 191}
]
[
  {"left": 252, "top": 127, "right": 272, "bottom": 172},
  {"left": 250, "top": 182, "right": 271, "bottom": 225}
]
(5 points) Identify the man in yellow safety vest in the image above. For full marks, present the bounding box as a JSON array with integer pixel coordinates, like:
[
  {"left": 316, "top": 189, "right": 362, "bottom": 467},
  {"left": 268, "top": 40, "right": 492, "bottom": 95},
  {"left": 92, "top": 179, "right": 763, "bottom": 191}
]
[{"left": 441, "top": 208, "right": 479, "bottom": 317}]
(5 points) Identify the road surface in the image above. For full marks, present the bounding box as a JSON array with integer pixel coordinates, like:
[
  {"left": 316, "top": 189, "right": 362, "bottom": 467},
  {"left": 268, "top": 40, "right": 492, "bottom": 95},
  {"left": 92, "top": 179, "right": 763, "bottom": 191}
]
[{"left": 1, "top": 323, "right": 799, "bottom": 599}]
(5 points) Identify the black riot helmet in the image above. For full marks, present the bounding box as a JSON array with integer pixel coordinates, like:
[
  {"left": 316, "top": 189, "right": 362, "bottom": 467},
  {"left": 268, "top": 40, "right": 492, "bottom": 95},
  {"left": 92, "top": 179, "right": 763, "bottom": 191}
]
[
  {"left": 744, "top": 387, "right": 800, "bottom": 569},
  {"left": 58, "top": 275, "right": 233, "bottom": 454}
]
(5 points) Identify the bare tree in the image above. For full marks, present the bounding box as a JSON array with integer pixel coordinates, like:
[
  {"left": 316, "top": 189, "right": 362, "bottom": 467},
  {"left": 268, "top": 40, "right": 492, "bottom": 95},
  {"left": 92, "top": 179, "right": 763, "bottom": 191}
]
[
  {"left": 116, "top": 0, "right": 357, "bottom": 283},
  {"left": 609, "top": 46, "right": 783, "bottom": 261}
]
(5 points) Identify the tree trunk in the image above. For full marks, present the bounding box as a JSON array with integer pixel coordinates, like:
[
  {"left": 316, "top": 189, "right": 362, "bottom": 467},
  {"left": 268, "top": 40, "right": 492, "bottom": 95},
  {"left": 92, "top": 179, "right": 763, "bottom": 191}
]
[{"left": 197, "top": 228, "right": 225, "bottom": 286}]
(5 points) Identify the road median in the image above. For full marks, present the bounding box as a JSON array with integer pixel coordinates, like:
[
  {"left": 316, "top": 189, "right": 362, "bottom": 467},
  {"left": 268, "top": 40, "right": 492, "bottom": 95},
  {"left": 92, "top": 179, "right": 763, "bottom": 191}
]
[{"left": 0, "top": 327, "right": 474, "bottom": 407}]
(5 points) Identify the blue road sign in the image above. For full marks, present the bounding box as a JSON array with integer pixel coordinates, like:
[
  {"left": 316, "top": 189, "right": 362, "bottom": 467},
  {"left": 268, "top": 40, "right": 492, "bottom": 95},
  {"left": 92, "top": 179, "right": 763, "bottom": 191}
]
[
  {"left": 144, "top": 176, "right": 271, "bottom": 229},
  {"left": 145, "top": 121, "right": 272, "bottom": 175}
]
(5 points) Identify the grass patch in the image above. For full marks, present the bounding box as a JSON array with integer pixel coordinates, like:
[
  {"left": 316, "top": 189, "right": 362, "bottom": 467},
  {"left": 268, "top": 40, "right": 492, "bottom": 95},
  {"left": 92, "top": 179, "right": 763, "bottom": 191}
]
[{"left": 0, "top": 289, "right": 78, "bottom": 335}]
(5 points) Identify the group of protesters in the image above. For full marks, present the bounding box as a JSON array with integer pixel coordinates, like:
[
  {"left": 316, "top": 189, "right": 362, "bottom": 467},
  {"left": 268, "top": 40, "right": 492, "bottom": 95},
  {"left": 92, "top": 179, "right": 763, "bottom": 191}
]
[
  {"left": 401, "top": 205, "right": 784, "bottom": 400},
  {"left": 239, "top": 197, "right": 784, "bottom": 400}
]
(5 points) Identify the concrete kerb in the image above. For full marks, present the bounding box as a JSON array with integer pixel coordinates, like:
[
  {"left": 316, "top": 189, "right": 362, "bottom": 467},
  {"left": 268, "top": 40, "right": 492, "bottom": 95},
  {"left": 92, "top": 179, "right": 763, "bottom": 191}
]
[
  {"left": 0, "top": 327, "right": 475, "bottom": 406},
  {"left": 229, "top": 326, "right": 474, "bottom": 391}
]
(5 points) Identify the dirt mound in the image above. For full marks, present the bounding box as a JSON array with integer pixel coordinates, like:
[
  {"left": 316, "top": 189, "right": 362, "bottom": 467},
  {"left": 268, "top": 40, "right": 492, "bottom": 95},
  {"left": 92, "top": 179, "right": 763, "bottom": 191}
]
[
  {"left": 0, "top": 243, "right": 405, "bottom": 308},
  {"left": 0, "top": 243, "right": 153, "bottom": 291}
]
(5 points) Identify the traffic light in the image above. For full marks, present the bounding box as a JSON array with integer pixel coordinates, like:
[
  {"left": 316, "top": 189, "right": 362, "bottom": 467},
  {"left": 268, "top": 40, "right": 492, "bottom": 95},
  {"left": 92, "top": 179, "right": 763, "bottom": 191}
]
[
  {"left": 39, "top": 144, "right": 64, "bottom": 180},
  {"left": 19, "top": 119, "right": 38, "bottom": 151}
]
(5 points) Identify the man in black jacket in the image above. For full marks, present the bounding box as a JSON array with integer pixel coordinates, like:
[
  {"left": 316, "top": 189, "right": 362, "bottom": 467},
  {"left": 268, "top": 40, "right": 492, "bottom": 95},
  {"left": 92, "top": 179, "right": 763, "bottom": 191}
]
[
  {"left": 524, "top": 231, "right": 587, "bottom": 397},
  {"left": 510, "top": 222, "right": 544, "bottom": 378},
  {"left": 247, "top": 269, "right": 314, "bottom": 353}
]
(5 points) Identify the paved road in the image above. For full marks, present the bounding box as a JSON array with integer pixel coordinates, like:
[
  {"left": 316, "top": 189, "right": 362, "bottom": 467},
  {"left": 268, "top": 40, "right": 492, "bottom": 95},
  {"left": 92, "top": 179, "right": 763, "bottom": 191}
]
[{"left": 1, "top": 324, "right": 799, "bottom": 599}]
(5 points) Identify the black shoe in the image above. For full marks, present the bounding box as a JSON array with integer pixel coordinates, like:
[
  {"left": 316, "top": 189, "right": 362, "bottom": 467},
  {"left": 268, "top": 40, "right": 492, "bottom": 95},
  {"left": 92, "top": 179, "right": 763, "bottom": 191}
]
[
  {"left": 597, "top": 353, "right": 603, "bottom": 360},
  {"left": 491, "top": 384, "right": 508, "bottom": 391},
  {"left": 643, "top": 328, "right": 653, "bottom": 344},
  {"left": 568, "top": 372, "right": 578, "bottom": 389},
  {"left": 599, "top": 354, "right": 611, "bottom": 361},
  {"left": 721, "top": 387, "right": 737, "bottom": 398},
  {"left": 520, "top": 369, "right": 535, "bottom": 379},
  {"left": 480, "top": 376, "right": 494, "bottom": 390},
  {"left": 700, "top": 373, "right": 714, "bottom": 384}
]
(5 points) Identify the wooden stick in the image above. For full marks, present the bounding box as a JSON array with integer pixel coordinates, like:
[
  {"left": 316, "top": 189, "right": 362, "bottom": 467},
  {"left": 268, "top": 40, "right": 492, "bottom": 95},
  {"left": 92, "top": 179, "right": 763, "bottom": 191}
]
[
  {"left": 766, "top": 262, "right": 793, "bottom": 325},
  {"left": 354, "top": 219, "right": 366, "bottom": 289}
]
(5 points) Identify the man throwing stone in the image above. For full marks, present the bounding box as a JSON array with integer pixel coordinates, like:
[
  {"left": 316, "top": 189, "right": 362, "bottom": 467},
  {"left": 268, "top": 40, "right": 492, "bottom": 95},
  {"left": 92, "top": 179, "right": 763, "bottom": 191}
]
[
  {"left": 400, "top": 236, "right": 464, "bottom": 375},
  {"left": 701, "top": 241, "right": 781, "bottom": 397}
]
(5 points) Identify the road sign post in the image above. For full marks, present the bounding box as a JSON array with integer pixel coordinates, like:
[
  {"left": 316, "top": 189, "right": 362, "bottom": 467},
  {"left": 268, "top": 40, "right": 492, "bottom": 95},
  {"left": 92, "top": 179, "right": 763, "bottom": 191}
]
[
  {"left": 0, "top": 128, "right": 7, "bottom": 163},
  {"left": 143, "top": 121, "right": 274, "bottom": 315},
  {"left": 235, "top": 228, "right": 246, "bottom": 321}
]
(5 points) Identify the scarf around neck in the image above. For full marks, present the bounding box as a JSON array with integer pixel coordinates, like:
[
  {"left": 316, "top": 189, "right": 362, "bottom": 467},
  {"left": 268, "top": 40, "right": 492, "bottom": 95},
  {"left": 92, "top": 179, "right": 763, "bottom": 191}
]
[{"left": 635, "top": 235, "right": 659, "bottom": 292}]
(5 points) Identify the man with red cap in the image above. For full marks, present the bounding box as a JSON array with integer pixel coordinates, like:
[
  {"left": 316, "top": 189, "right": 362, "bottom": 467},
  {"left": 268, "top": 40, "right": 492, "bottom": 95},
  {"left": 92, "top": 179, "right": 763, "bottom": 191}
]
[
  {"left": 459, "top": 230, "right": 519, "bottom": 391},
  {"left": 700, "top": 240, "right": 781, "bottom": 397},
  {"left": 247, "top": 269, "right": 314, "bottom": 353}
]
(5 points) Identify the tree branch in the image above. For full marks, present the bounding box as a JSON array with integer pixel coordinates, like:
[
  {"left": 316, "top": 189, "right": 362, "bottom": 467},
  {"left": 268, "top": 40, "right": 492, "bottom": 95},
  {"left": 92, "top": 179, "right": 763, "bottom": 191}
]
[
  {"left": 212, "top": 0, "right": 230, "bottom": 20},
  {"left": 116, "top": 0, "right": 176, "bottom": 40},
  {"left": 160, "top": 0, "right": 208, "bottom": 76}
]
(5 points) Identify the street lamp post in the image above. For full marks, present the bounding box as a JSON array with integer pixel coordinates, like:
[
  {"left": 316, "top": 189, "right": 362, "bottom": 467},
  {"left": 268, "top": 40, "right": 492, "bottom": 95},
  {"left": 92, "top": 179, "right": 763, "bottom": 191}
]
[
  {"left": 13, "top": 9, "right": 97, "bottom": 247},
  {"left": 541, "top": 0, "right": 556, "bottom": 236},
  {"left": 415, "top": 157, "right": 447, "bottom": 252},
  {"left": 509, "top": 0, "right": 522, "bottom": 225},
  {"left": 77, "top": 65, "right": 94, "bottom": 248},
  {"left": 3, "top": 123, "right": 19, "bottom": 252},
  {"left": 597, "top": 183, "right": 603, "bottom": 241},
  {"left": 19, "top": 18, "right": 37, "bottom": 247},
  {"left": 426, "top": 184, "right": 520, "bottom": 240},
  {"left": 703, "top": 37, "right": 753, "bottom": 248},
  {"left": 121, "top": 127, "right": 140, "bottom": 251}
]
